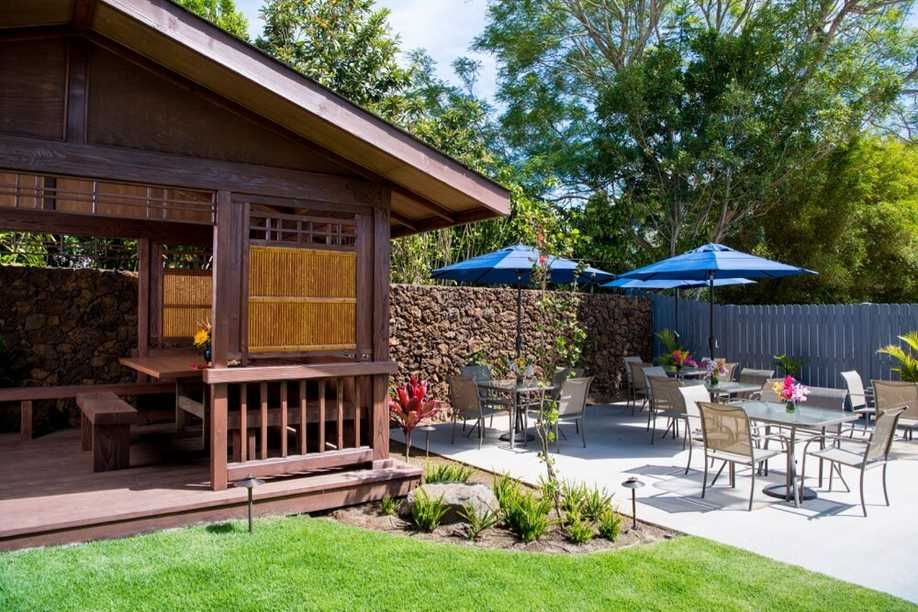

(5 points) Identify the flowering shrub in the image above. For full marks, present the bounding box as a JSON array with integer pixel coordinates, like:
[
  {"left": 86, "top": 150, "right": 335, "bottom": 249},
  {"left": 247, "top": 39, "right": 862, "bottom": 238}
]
[
  {"left": 389, "top": 376, "right": 442, "bottom": 459},
  {"left": 772, "top": 375, "right": 809, "bottom": 404},
  {"left": 701, "top": 358, "right": 728, "bottom": 383},
  {"left": 671, "top": 349, "right": 698, "bottom": 369}
]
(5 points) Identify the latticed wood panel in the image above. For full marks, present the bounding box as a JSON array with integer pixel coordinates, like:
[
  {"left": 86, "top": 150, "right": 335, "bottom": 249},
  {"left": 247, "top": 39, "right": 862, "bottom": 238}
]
[
  {"left": 162, "top": 270, "right": 212, "bottom": 340},
  {"left": 248, "top": 245, "right": 356, "bottom": 353},
  {"left": 0, "top": 170, "right": 214, "bottom": 224}
]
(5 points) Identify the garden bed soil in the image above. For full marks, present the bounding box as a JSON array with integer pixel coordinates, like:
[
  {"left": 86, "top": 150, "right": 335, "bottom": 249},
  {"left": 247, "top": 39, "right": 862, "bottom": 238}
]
[{"left": 316, "top": 440, "right": 678, "bottom": 554}]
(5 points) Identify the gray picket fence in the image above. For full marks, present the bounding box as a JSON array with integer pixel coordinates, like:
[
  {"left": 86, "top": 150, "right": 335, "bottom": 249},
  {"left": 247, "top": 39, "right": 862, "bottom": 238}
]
[{"left": 651, "top": 296, "right": 918, "bottom": 388}]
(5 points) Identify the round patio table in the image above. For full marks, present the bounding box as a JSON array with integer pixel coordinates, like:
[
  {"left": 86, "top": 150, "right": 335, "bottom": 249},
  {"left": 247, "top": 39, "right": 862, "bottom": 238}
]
[{"left": 476, "top": 379, "right": 556, "bottom": 449}]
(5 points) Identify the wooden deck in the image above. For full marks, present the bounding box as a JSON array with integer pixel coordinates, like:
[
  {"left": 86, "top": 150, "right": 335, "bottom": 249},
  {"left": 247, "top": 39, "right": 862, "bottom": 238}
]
[{"left": 0, "top": 429, "right": 421, "bottom": 550}]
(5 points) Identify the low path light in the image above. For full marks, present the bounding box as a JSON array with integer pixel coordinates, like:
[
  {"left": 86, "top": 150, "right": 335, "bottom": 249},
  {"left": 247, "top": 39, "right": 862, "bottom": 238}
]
[
  {"left": 233, "top": 477, "right": 264, "bottom": 533},
  {"left": 419, "top": 424, "right": 436, "bottom": 457},
  {"left": 621, "top": 477, "right": 645, "bottom": 530}
]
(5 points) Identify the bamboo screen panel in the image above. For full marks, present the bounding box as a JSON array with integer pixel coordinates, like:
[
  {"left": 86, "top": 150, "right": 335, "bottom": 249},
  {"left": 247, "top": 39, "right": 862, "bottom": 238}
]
[
  {"left": 248, "top": 245, "right": 356, "bottom": 353},
  {"left": 162, "top": 270, "right": 212, "bottom": 340}
]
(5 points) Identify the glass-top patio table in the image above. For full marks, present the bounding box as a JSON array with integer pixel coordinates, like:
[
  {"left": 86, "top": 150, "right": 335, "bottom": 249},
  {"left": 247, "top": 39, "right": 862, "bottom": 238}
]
[
  {"left": 476, "top": 379, "right": 556, "bottom": 449},
  {"left": 731, "top": 400, "right": 860, "bottom": 505},
  {"left": 707, "top": 381, "right": 761, "bottom": 400}
]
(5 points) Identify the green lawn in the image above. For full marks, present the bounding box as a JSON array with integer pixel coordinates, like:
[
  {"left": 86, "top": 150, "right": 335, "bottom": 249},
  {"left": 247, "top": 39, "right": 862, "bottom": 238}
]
[{"left": 0, "top": 517, "right": 911, "bottom": 611}]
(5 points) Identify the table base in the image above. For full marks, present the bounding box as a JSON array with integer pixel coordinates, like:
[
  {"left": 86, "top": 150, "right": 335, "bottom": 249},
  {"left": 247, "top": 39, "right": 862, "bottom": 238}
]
[
  {"left": 499, "top": 432, "right": 535, "bottom": 443},
  {"left": 763, "top": 484, "right": 817, "bottom": 502}
]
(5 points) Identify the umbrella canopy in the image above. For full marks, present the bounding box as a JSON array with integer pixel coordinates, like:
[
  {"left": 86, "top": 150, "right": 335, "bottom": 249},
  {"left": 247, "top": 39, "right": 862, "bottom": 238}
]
[
  {"left": 614, "top": 243, "right": 816, "bottom": 358},
  {"left": 431, "top": 244, "right": 613, "bottom": 286},
  {"left": 614, "top": 243, "right": 816, "bottom": 282},
  {"left": 603, "top": 277, "right": 756, "bottom": 289},
  {"left": 431, "top": 244, "right": 612, "bottom": 357}
]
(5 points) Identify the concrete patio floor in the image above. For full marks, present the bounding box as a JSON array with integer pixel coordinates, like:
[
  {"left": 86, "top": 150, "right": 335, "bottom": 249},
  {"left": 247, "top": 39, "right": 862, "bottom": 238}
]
[{"left": 395, "top": 401, "right": 918, "bottom": 603}]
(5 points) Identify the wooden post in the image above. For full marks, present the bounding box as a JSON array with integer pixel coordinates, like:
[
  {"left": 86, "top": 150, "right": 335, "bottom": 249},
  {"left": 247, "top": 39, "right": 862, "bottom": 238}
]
[
  {"left": 137, "top": 238, "right": 151, "bottom": 358},
  {"left": 210, "top": 383, "right": 228, "bottom": 490},
  {"left": 371, "top": 201, "right": 391, "bottom": 461},
  {"left": 20, "top": 400, "right": 32, "bottom": 441},
  {"left": 149, "top": 241, "right": 163, "bottom": 347},
  {"left": 212, "top": 190, "right": 244, "bottom": 366}
]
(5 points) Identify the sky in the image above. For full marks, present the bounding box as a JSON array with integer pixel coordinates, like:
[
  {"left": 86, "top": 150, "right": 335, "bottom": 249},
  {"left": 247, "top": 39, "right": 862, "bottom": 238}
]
[{"left": 233, "top": 0, "right": 498, "bottom": 101}]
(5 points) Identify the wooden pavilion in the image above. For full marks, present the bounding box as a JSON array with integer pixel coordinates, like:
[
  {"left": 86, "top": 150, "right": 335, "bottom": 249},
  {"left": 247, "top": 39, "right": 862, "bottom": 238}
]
[{"left": 0, "top": 0, "right": 510, "bottom": 549}]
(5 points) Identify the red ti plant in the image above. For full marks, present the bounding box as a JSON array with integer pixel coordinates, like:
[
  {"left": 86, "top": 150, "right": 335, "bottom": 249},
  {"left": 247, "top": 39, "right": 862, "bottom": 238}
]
[{"left": 389, "top": 375, "right": 442, "bottom": 459}]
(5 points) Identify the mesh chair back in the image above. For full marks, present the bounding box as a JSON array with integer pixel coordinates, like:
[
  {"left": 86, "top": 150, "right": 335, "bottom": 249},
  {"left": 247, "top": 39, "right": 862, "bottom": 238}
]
[
  {"left": 623, "top": 356, "right": 643, "bottom": 384},
  {"left": 740, "top": 368, "right": 776, "bottom": 386},
  {"left": 678, "top": 384, "right": 711, "bottom": 420},
  {"left": 698, "top": 402, "right": 753, "bottom": 458},
  {"left": 629, "top": 361, "right": 650, "bottom": 393},
  {"left": 460, "top": 365, "right": 490, "bottom": 384},
  {"left": 805, "top": 387, "right": 848, "bottom": 412},
  {"left": 867, "top": 406, "right": 906, "bottom": 462},
  {"left": 642, "top": 366, "right": 668, "bottom": 379},
  {"left": 873, "top": 381, "right": 918, "bottom": 420},
  {"left": 647, "top": 376, "right": 685, "bottom": 414},
  {"left": 449, "top": 376, "right": 482, "bottom": 418},
  {"left": 558, "top": 377, "right": 593, "bottom": 417},
  {"left": 723, "top": 362, "right": 739, "bottom": 382},
  {"left": 840, "top": 371, "right": 867, "bottom": 410}
]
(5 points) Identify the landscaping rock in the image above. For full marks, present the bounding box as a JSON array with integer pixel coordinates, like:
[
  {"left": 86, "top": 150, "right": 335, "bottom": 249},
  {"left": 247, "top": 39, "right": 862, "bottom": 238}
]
[{"left": 400, "top": 483, "right": 500, "bottom": 524}]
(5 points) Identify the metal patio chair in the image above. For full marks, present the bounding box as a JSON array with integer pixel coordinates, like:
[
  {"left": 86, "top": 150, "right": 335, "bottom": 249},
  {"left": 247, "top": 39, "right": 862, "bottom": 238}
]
[
  {"left": 552, "top": 377, "right": 594, "bottom": 449},
  {"left": 698, "top": 402, "right": 787, "bottom": 511},
  {"left": 841, "top": 370, "right": 875, "bottom": 433},
  {"left": 627, "top": 360, "right": 652, "bottom": 415},
  {"left": 800, "top": 406, "right": 906, "bottom": 516},
  {"left": 678, "top": 384, "right": 711, "bottom": 474},
  {"left": 873, "top": 380, "right": 918, "bottom": 440},
  {"left": 647, "top": 375, "right": 686, "bottom": 444},
  {"left": 449, "top": 375, "right": 497, "bottom": 449}
]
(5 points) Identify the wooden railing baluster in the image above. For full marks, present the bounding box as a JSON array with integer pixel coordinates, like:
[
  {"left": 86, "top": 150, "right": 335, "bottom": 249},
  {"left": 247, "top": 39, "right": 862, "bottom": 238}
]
[
  {"left": 319, "top": 380, "right": 326, "bottom": 451},
  {"left": 336, "top": 378, "right": 344, "bottom": 450},
  {"left": 354, "top": 376, "right": 361, "bottom": 448},
  {"left": 259, "top": 382, "right": 268, "bottom": 459},
  {"left": 280, "top": 381, "right": 288, "bottom": 457},
  {"left": 239, "top": 383, "right": 247, "bottom": 462},
  {"left": 210, "top": 383, "right": 228, "bottom": 490},
  {"left": 20, "top": 400, "right": 32, "bottom": 441},
  {"left": 299, "top": 380, "right": 307, "bottom": 454}
]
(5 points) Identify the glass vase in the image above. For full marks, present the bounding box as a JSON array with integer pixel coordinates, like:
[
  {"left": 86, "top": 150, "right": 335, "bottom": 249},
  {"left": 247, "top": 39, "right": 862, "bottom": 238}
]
[{"left": 785, "top": 400, "right": 796, "bottom": 414}]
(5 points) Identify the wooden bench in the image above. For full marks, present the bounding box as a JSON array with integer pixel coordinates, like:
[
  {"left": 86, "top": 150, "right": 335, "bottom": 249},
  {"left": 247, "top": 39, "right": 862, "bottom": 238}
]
[
  {"left": 0, "top": 382, "right": 173, "bottom": 441},
  {"left": 76, "top": 393, "right": 140, "bottom": 472}
]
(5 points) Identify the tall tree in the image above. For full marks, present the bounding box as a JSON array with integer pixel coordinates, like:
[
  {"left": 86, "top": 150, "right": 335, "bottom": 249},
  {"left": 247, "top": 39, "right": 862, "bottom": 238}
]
[
  {"left": 175, "top": 0, "right": 250, "bottom": 40},
  {"left": 477, "top": 0, "right": 918, "bottom": 266},
  {"left": 256, "top": 0, "right": 414, "bottom": 118}
]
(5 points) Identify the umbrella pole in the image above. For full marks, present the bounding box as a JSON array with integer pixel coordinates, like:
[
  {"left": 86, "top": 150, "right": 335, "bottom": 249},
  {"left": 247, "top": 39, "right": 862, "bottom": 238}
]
[
  {"left": 674, "top": 288, "right": 680, "bottom": 338},
  {"left": 515, "top": 282, "right": 523, "bottom": 358},
  {"left": 708, "top": 275, "right": 715, "bottom": 360}
]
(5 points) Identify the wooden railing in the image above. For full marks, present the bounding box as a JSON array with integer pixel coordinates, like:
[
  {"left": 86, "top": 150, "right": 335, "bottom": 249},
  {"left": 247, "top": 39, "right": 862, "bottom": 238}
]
[{"left": 202, "top": 361, "right": 397, "bottom": 490}]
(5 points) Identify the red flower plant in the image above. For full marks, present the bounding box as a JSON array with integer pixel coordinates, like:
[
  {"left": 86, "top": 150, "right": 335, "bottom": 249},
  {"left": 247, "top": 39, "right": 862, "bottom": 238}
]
[{"left": 389, "top": 376, "right": 442, "bottom": 459}]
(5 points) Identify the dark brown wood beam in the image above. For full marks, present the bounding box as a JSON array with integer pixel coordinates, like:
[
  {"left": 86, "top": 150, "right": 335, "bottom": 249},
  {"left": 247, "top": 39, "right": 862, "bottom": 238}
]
[
  {"left": 389, "top": 211, "right": 417, "bottom": 232},
  {"left": 65, "top": 37, "right": 90, "bottom": 144},
  {"left": 392, "top": 186, "right": 455, "bottom": 223},
  {"left": 391, "top": 206, "right": 500, "bottom": 239},
  {"left": 72, "top": 0, "right": 98, "bottom": 32},
  {"left": 0, "top": 134, "right": 381, "bottom": 206},
  {"left": 0, "top": 207, "right": 212, "bottom": 246},
  {"left": 211, "top": 191, "right": 245, "bottom": 365}
]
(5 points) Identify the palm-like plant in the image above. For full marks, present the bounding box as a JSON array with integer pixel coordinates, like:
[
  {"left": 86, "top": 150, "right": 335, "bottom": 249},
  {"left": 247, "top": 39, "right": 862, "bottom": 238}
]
[{"left": 878, "top": 332, "right": 918, "bottom": 382}]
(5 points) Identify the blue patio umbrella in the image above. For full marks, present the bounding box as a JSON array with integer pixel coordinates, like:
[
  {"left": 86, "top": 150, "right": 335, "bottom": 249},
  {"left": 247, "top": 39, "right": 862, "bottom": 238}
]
[
  {"left": 432, "top": 244, "right": 613, "bottom": 356},
  {"left": 615, "top": 243, "right": 816, "bottom": 358},
  {"left": 604, "top": 277, "right": 756, "bottom": 338}
]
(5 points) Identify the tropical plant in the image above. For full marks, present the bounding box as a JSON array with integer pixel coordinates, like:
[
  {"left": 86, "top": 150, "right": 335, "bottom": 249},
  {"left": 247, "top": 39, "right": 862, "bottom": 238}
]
[
  {"left": 493, "top": 472, "right": 522, "bottom": 515},
  {"left": 458, "top": 503, "right": 500, "bottom": 541},
  {"left": 423, "top": 463, "right": 473, "bottom": 484},
  {"left": 597, "top": 509, "right": 622, "bottom": 542},
  {"left": 504, "top": 490, "right": 552, "bottom": 543},
  {"left": 379, "top": 495, "right": 398, "bottom": 516},
  {"left": 878, "top": 332, "right": 918, "bottom": 382},
  {"left": 410, "top": 489, "right": 449, "bottom": 532},
  {"left": 389, "top": 376, "right": 443, "bottom": 459},
  {"left": 774, "top": 354, "right": 804, "bottom": 378},
  {"left": 581, "top": 487, "right": 614, "bottom": 522},
  {"left": 558, "top": 480, "right": 588, "bottom": 515},
  {"left": 563, "top": 511, "right": 594, "bottom": 545}
]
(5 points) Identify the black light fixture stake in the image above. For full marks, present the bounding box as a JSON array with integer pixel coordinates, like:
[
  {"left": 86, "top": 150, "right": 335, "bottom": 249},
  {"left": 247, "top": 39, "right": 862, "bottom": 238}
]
[
  {"left": 621, "top": 477, "right": 645, "bottom": 530},
  {"left": 233, "top": 477, "right": 264, "bottom": 533}
]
